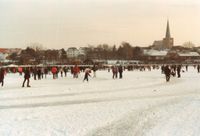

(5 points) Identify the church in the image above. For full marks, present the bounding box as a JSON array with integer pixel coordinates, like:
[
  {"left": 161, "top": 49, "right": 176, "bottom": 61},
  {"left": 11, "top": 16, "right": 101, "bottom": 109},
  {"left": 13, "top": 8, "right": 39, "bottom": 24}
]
[
  {"left": 143, "top": 21, "right": 200, "bottom": 63},
  {"left": 151, "top": 20, "right": 174, "bottom": 50}
]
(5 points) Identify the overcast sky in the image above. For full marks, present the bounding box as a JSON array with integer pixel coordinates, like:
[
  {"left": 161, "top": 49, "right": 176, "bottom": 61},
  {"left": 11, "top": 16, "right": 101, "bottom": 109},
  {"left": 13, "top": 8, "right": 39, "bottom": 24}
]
[{"left": 0, "top": 0, "right": 200, "bottom": 49}]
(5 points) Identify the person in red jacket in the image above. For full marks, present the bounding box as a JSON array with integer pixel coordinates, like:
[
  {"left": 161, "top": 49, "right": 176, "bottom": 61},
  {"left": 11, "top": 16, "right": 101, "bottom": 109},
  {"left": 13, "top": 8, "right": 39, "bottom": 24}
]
[
  {"left": 73, "top": 65, "right": 80, "bottom": 78},
  {"left": 18, "top": 67, "right": 23, "bottom": 75},
  {"left": 51, "top": 67, "right": 57, "bottom": 79}
]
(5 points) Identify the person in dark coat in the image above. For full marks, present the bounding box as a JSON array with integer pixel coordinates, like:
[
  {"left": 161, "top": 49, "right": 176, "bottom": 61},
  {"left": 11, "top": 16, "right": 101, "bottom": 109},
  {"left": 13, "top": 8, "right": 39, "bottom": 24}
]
[
  {"left": 112, "top": 66, "right": 118, "bottom": 79},
  {"left": 33, "top": 67, "right": 37, "bottom": 80},
  {"left": 197, "top": 65, "right": 200, "bottom": 73},
  {"left": 118, "top": 65, "right": 123, "bottom": 79},
  {"left": 164, "top": 65, "right": 171, "bottom": 82},
  {"left": 37, "top": 68, "right": 41, "bottom": 80},
  {"left": 83, "top": 69, "right": 91, "bottom": 82},
  {"left": 0, "top": 68, "right": 5, "bottom": 87},
  {"left": 177, "top": 65, "right": 181, "bottom": 78},
  {"left": 63, "top": 67, "right": 68, "bottom": 77},
  {"left": 22, "top": 68, "right": 31, "bottom": 87},
  {"left": 185, "top": 65, "right": 188, "bottom": 72}
]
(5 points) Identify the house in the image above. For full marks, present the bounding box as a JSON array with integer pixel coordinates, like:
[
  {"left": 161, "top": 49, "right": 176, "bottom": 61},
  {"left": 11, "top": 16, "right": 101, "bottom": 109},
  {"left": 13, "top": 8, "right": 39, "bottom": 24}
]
[
  {"left": 0, "top": 48, "right": 21, "bottom": 55},
  {"left": 66, "top": 47, "right": 80, "bottom": 58},
  {"left": 0, "top": 53, "right": 8, "bottom": 61},
  {"left": 177, "top": 52, "right": 200, "bottom": 62},
  {"left": 143, "top": 49, "right": 168, "bottom": 61},
  {"left": 79, "top": 47, "right": 87, "bottom": 56},
  {"left": 0, "top": 48, "right": 21, "bottom": 62}
]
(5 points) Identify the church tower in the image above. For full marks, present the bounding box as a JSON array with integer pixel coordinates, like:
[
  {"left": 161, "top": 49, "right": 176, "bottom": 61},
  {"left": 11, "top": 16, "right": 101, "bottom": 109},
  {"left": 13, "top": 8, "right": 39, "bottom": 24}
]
[{"left": 163, "top": 20, "right": 174, "bottom": 49}]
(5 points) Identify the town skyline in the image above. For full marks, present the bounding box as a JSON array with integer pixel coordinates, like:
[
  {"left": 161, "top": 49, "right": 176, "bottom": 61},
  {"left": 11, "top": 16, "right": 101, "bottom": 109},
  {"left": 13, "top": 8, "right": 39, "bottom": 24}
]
[{"left": 0, "top": 0, "right": 200, "bottom": 49}]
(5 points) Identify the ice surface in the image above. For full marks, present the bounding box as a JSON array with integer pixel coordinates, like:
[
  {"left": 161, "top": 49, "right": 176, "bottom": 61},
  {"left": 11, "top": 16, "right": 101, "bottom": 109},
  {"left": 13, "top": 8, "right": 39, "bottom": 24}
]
[{"left": 0, "top": 67, "right": 200, "bottom": 136}]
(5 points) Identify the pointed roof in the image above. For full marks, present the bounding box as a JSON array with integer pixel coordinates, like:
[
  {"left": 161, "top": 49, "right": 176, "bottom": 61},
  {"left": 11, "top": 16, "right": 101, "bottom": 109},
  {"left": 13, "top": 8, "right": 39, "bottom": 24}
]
[{"left": 165, "top": 20, "right": 171, "bottom": 38}]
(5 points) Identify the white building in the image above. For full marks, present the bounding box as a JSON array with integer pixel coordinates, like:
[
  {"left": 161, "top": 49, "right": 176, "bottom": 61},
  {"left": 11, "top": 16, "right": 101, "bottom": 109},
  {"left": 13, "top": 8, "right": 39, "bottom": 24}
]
[
  {"left": 0, "top": 53, "right": 8, "bottom": 61},
  {"left": 178, "top": 52, "right": 200, "bottom": 57},
  {"left": 143, "top": 49, "right": 168, "bottom": 60},
  {"left": 66, "top": 47, "right": 80, "bottom": 58},
  {"left": 79, "top": 47, "right": 87, "bottom": 56}
]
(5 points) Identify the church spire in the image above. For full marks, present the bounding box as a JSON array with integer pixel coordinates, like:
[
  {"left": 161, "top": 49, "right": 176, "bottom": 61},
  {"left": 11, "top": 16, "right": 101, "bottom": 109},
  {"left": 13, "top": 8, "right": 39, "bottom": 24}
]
[{"left": 166, "top": 20, "right": 171, "bottom": 38}]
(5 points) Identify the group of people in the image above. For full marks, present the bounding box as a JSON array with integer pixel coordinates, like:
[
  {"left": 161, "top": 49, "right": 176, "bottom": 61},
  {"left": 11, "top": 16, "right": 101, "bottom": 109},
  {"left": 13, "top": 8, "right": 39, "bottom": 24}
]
[
  {"left": 2, "top": 64, "right": 200, "bottom": 87},
  {"left": 161, "top": 64, "right": 200, "bottom": 82},
  {"left": 110, "top": 65, "right": 124, "bottom": 79},
  {"left": 0, "top": 65, "right": 100, "bottom": 87},
  {"left": 162, "top": 64, "right": 182, "bottom": 82}
]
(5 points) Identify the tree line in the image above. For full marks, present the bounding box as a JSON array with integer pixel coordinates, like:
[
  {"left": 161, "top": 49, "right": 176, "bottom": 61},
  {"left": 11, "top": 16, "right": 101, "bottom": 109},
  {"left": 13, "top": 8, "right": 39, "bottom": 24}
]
[{"left": 7, "top": 42, "right": 144, "bottom": 65}]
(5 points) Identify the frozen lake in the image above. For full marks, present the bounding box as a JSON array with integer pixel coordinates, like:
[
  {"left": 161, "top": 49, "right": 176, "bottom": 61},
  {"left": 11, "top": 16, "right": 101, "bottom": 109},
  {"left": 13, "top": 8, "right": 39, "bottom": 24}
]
[{"left": 0, "top": 67, "right": 200, "bottom": 136}]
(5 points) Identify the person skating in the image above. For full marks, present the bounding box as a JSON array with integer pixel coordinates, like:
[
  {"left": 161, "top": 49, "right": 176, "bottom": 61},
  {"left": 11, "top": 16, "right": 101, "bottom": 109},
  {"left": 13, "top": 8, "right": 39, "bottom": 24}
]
[
  {"left": 33, "top": 67, "right": 37, "bottom": 80},
  {"left": 164, "top": 65, "right": 171, "bottom": 82},
  {"left": 63, "top": 66, "right": 68, "bottom": 77},
  {"left": 22, "top": 68, "right": 31, "bottom": 87},
  {"left": 112, "top": 66, "right": 118, "bottom": 79},
  {"left": 18, "top": 67, "right": 23, "bottom": 76},
  {"left": 186, "top": 65, "right": 188, "bottom": 72},
  {"left": 161, "top": 65, "right": 165, "bottom": 74},
  {"left": 41, "top": 67, "right": 44, "bottom": 79},
  {"left": 56, "top": 67, "right": 59, "bottom": 78},
  {"left": 60, "top": 67, "right": 64, "bottom": 77},
  {"left": 118, "top": 65, "right": 123, "bottom": 79},
  {"left": 92, "top": 65, "right": 97, "bottom": 78},
  {"left": 197, "top": 65, "right": 200, "bottom": 73},
  {"left": 37, "top": 68, "right": 42, "bottom": 80},
  {"left": 0, "top": 68, "right": 5, "bottom": 87},
  {"left": 177, "top": 65, "right": 181, "bottom": 78},
  {"left": 44, "top": 67, "right": 48, "bottom": 78},
  {"left": 73, "top": 65, "right": 80, "bottom": 78},
  {"left": 83, "top": 69, "right": 91, "bottom": 82},
  {"left": 170, "top": 65, "right": 176, "bottom": 77},
  {"left": 51, "top": 67, "right": 57, "bottom": 79}
]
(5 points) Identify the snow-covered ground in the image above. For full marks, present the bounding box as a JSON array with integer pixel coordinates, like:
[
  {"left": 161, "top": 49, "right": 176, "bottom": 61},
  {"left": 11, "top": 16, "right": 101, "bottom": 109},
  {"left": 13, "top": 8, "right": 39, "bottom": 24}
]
[{"left": 0, "top": 67, "right": 200, "bottom": 136}]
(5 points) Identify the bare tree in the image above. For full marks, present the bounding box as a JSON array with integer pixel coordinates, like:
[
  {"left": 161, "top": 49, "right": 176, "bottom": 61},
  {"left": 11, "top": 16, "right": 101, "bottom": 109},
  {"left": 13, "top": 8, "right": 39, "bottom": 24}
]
[{"left": 182, "top": 41, "right": 195, "bottom": 48}]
